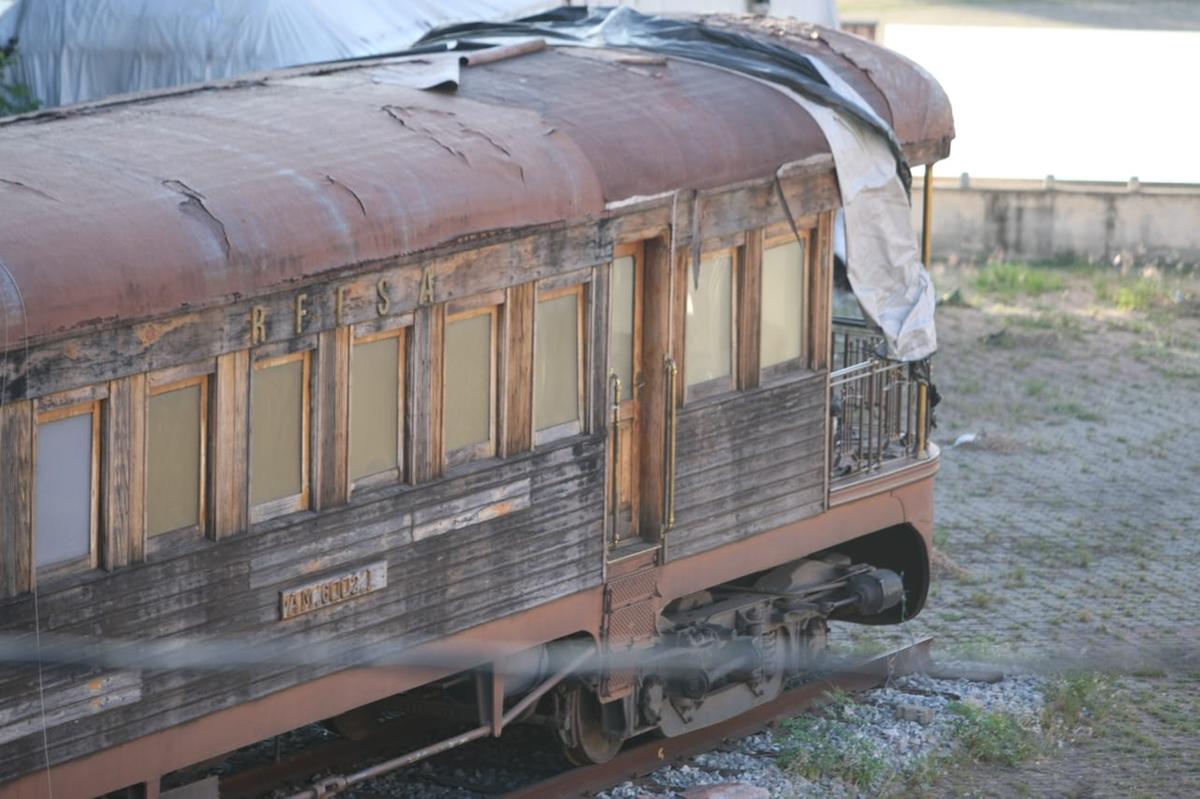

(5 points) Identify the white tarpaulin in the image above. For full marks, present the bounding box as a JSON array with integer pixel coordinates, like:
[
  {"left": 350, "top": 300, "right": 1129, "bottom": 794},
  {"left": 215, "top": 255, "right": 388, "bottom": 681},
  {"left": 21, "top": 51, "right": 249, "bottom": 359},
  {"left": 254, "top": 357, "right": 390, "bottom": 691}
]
[
  {"left": 806, "top": 60, "right": 937, "bottom": 361},
  {"left": 0, "top": 0, "right": 551, "bottom": 108}
]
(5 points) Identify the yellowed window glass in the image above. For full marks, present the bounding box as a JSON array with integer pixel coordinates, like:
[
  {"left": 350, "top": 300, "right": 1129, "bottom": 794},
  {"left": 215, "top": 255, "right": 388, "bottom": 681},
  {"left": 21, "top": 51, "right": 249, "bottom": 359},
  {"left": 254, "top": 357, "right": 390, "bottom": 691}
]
[
  {"left": 350, "top": 335, "right": 401, "bottom": 481},
  {"left": 444, "top": 311, "right": 493, "bottom": 453},
  {"left": 535, "top": 292, "right": 581, "bottom": 431},
  {"left": 251, "top": 356, "right": 306, "bottom": 506},
  {"left": 610, "top": 256, "right": 635, "bottom": 402},
  {"left": 761, "top": 241, "right": 805, "bottom": 368},
  {"left": 685, "top": 253, "right": 733, "bottom": 387},
  {"left": 147, "top": 383, "right": 203, "bottom": 535}
]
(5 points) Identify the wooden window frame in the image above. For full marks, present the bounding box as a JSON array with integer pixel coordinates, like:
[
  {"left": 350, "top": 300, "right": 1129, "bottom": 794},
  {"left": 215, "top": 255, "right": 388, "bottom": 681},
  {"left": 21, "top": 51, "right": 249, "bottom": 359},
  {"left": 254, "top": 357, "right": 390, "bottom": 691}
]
[
  {"left": 145, "top": 372, "right": 210, "bottom": 548},
  {"left": 33, "top": 398, "right": 102, "bottom": 577},
  {"left": 759, "top": 228, "right": 812, "bottom": 384},
  {"left": 443, "top": 303, "right": 501, "bottom": 470},
  {"left": 349, "top": 324, "right": 408, "bottom": 492},
  {"left": 681, "top": 245, "right": 741, "bottom": 404},
  {"left": 609, "top": 243, "right": 644, "bottom": 405},
  {"left": 534, "top": 282, "right": 587, "bottom": 446},
  {"left": 249, "top": 350, "right": 312, "bottom": 524}
]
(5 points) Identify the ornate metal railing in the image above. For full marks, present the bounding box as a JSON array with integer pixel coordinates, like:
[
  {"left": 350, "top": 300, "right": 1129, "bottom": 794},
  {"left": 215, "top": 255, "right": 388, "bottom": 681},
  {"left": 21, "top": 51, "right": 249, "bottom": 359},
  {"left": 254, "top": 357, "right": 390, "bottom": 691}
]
[
  {"left": 829, "top": 357, "right": 930, "bottom": 483},
  {"left": 832, "top": 321, "right": 884, "bottom": 372}
]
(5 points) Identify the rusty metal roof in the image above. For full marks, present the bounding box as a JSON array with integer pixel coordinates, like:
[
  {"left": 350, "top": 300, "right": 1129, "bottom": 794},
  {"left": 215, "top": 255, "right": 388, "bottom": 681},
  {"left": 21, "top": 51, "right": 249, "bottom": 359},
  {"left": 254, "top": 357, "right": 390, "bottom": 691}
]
[{"left": 0, "top": 20, "right": 953, "bottom": 346}]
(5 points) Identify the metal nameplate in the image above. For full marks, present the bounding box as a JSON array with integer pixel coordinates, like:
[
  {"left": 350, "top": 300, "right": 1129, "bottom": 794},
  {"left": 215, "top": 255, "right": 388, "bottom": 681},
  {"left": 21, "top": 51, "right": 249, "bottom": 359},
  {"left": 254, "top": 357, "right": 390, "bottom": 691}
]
[{"left": 279, "top": 561, "right": 387, "bottom": 620}]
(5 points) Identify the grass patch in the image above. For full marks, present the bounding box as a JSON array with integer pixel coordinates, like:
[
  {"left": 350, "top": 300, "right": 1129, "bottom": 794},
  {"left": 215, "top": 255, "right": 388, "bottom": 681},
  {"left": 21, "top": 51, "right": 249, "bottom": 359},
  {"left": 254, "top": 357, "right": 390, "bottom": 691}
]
[
  {"left": 1023, "top": 377, "right": 1050, "bottom": 398},
  {"left": 1094, "top": 275, "right": 1171, "bottom": 312},
  {"left": 974, "top": 263, "right": 1066, "bottom": 300},
  {"left": 1042, "top": 672, "right": 1124, "bottom": 735},
  {"left": 1049, "top": 401, "right": 1104, "bottom": 423},
  {"left": 779, "top": 712, "right": 889, "bottom": 788},
  {"left": 949, "top": 702, "right": 1039, "bottom": 766},
  {"left": 966, "top": 590, "right": 1001, "bottom": 609}
]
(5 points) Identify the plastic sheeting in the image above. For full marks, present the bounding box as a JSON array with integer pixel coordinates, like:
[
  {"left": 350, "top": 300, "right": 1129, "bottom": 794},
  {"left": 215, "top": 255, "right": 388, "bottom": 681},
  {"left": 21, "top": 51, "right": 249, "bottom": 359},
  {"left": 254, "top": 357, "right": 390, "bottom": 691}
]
[
  {"left": 418, "top": 6, "right": 937, "bottom": 360},
  {"left": 0, "top": 0, "right": 550, "bottom": 107}
]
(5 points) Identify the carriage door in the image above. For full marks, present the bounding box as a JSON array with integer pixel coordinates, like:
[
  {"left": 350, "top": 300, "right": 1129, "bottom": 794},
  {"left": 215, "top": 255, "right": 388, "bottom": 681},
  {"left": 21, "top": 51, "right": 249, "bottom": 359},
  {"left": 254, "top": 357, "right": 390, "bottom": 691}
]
[{"left": 609, "top": 243, "right": 644, "bottom": 546}]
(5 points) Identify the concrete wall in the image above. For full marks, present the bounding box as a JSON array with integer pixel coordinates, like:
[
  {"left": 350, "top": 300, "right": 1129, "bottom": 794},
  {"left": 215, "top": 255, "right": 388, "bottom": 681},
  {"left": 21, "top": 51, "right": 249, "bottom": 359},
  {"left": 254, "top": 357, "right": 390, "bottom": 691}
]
[{"left": 915, "top": 177, "right": 1200, "bottom": 268}]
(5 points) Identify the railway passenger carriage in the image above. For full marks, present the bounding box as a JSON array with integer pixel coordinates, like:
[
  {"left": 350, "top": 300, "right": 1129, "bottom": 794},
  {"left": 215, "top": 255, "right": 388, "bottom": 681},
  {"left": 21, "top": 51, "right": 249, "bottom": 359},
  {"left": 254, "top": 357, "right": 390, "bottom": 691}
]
[{"left": 0, "top": 13, "right": 952, "bottom": 797}]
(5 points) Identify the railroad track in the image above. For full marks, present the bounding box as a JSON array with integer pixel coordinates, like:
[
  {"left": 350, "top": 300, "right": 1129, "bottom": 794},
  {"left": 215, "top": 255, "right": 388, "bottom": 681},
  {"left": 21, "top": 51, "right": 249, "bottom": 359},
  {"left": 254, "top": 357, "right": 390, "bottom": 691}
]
[{"left": 219, "top": 637, "right": 933, "bottom": 798}]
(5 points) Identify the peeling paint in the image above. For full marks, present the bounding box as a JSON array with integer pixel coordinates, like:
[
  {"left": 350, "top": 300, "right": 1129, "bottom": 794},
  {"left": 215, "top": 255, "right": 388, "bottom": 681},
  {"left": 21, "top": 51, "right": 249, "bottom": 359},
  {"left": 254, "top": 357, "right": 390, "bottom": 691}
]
[
  {"left": 324, "top": 174, "right": 368, "bottom": 217},
  {"left": 162, "top": 179, "right": 232, "bottom": 261},
  {"left": 0, "top": 178, "right": 59, "bottom": 203}
]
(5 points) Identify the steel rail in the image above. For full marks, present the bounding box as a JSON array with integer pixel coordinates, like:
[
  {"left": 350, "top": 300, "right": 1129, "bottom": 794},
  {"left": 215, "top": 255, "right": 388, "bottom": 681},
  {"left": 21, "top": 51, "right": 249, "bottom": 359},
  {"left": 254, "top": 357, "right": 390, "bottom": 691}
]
[
  {"left": 500, "top": 637, "right": 933, "bottom": 799},
  {"left": 223, "top": 639, "right": 931, "bottom": 799}
]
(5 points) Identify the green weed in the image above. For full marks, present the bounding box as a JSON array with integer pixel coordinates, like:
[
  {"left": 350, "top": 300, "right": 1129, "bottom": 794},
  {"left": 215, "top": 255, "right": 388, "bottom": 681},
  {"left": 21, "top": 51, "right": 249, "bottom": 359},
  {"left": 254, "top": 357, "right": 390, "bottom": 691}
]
[
  {"left": 948, "top": 702, "right": 1039, "bottom": 766},
  {"left": 1050, "top": 402, "right": 1104, "bottom": 423},
  {"left": 779, "top": 713, "right": 888, "bottom": 788},
  {"left": 974, "top": 263, "right": 1066, "bottom": 300}
]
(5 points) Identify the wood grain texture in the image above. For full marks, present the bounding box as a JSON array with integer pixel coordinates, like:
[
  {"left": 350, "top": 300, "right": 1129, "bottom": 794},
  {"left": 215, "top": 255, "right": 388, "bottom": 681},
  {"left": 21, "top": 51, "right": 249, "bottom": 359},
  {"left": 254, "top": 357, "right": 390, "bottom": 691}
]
[
  {"left": 211, "top": 350, "right": 249, "bottom": 539},
  {"left": 665, "top": 373, "right": 827, "bottom": 561},
  {"left": 810, "top": 211, "right": 835, "bottom": 371},
  {"left": 315, "top": 327, "right": 351, "bottom": 510},
  {"left": 636, "top": 236, "right": 671, "bottom": 540},
  {"left": 0, "top": 434, "right": 605, "bottom": 781},
  {"left": 0, "top": 401, "right": 33, "bottom": 597},
  {"left": 738, "top": 229, "right": 763, "bottom": 391},
  {"left": 410, "top": 305, "right": 445, "bottom": 483},
  {"left": 502, "top": 283, "right": 534, "bottom": 456},
  {"left": 103, "top": 374, "right": 147, "bottom": 569},
  {"left": 588, "top": 264, "right": 609, "bottom": 437}
]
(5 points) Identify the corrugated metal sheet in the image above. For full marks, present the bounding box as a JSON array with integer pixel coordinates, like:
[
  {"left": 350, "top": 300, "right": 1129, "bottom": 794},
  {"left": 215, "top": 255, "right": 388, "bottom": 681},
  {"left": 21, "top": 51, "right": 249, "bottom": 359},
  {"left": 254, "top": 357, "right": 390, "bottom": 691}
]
[{"left": 0, "top": 21, "right": 953, "bottom": 345}]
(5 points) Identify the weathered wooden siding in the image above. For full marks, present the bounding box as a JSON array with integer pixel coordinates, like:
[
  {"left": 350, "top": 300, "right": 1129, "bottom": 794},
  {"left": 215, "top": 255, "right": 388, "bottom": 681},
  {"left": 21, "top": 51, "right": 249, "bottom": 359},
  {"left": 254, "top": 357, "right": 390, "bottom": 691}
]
[
  {"left": 0, "top": 435, "right": 604, "bottom": 783},
  {"left": 666, "top": 373, "right": 827, "bottom": 561}
]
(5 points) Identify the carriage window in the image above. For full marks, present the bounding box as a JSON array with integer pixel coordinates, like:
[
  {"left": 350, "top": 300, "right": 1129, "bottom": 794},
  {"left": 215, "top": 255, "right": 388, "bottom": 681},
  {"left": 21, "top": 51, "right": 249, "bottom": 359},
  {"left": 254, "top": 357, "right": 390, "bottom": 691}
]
[
  {"left": 535, "top": 286, "right": 584, "bottom": 438},
  {"left": 685, "top": 251, "right": 735, "bottom": 395},
  {"left": 148, "top": 377, "right": 206, "bottom": 536},
  {"left": 35, "top": 403, "right": 99, "bottom": 569},
  {"left": 250, "top": 352, "right": 310, "bottom": 516},
  {"left": 350, "top": 329, "right": 405, "bottom": 484},
  {"left": 444, "top": 307, "right": 497, "bottom": 464},
  {"left": 760, "top": 239, "right": 806, "bottom": 372},
  {"left": 611, "top": 255, "right": 636, "bottom": 402}
]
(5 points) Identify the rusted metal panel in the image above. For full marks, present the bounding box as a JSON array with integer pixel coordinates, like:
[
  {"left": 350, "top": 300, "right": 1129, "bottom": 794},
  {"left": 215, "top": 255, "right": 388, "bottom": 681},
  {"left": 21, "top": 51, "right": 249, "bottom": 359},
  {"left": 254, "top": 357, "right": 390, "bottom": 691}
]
[{"left": 0, "top": 26, "right": 952, "bottom": 349}]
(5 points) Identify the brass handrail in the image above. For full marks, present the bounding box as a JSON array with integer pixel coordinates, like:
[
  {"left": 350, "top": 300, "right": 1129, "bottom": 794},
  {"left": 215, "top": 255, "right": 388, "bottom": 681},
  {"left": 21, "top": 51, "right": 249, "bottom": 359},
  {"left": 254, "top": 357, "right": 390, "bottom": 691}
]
[
  {"left": 662, "top": 355, "right": 678, "bottom": 536},
  {"left": 609, "top": 372, "right": 621, "bottom": 549}
]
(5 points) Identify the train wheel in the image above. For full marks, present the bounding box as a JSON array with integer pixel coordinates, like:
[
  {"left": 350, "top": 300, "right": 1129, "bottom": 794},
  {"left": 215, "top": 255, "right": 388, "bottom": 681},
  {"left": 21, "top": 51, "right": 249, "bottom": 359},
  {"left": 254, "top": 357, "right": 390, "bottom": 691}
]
[{"left": 554, "top": 681, "right": 624, "bottom": 766}]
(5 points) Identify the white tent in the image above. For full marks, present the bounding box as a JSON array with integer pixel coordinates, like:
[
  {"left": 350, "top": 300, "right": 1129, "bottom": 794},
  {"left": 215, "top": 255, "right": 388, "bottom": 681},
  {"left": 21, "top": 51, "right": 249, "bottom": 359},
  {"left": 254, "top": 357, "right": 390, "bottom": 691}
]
[{"left": 0, "top": 0, "right": 553, "bottom": 108}]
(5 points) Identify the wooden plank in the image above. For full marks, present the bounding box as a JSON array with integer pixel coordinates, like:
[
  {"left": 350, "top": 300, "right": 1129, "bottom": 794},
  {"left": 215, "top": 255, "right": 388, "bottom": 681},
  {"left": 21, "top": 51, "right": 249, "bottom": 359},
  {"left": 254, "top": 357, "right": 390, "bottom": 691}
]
[
  {"left": 409, "top": 304, "right": 444, "bottom": 482},
  {"left": 502, "top": 283, "right": 534, "bottom": 456},
  {"left": 637, "top": 236, "right": 672, "bottom": 539},
  {"left": 588, "top": 262, "right": 609, "bottom": 437},
  {"left": 103, "top": 374, "right": 147, "bottom": 569},
  {"left": 0, "top": 401, "right": 33, "bottom": 597},
  {"left": 738, "top": 228, "right": 763, "bottom": 391},
  {"left": 210, "top": 350, "right": 249, "bottom": 539},
  {"left": 810, "top": 211, "right": 835, "bottom": 370},
  {"left": 314, "top": 327, "right": 351, "bottom": 510}
]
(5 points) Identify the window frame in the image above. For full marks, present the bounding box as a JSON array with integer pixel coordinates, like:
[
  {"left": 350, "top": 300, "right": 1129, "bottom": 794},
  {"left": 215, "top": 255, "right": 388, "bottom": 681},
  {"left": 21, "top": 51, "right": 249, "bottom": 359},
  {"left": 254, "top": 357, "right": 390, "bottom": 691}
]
[
  {"left": 533, "top": 281, "right": 587, "bottom": 446},
  {"left": 609, "top": 243, "right": 643, "bottom": 406},
  {"left": 145, "top": 371, "right": 210, "bottom": 544},
  {"left": 33, "top": 397, "right": 102, "bottom": 576},
  {"left": 349, "top": 323, "right": 408, "bottom": 492},
  {"left": 249, "top": 349, "right": 312, "bottom": 523},
  {"left": 443, "top": 302, "right": 501, "bottom": 469},
  {"left": 681, "top": 245, "right": 741, "bottom": 404},
  {"left": 759, "top": 228, "right": 811, "bottom": 383}
]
